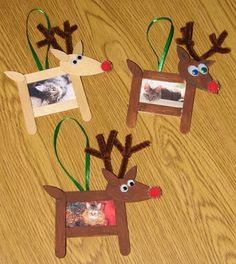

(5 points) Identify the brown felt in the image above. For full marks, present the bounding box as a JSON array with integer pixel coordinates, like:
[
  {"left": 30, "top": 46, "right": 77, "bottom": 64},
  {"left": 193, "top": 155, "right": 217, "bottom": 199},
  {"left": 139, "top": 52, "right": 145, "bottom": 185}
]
[{"left": 176, "top": 21, "right": 231, "bottom": 61}]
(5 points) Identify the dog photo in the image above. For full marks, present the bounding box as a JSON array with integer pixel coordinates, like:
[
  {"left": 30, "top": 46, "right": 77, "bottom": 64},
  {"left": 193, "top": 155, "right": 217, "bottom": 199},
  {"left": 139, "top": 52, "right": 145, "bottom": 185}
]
[
  {"left": 139, "top": 78, "right": 186, "bottom": 108},
  {"left": 27, "top": 74, "right": 76, "bottom": 108}
]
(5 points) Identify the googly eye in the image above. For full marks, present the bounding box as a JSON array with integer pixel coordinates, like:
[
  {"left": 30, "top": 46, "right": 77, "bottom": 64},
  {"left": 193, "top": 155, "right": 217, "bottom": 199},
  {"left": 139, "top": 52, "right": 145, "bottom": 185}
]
[
  {"left": 127, "top": 180, "right": 135, "bottom": 187},
  {"left": 71, "top": 59, "right": 77, "bottom": 65},
  {"left": 198, "top": 63, "right": 208, "bottom": 74},
  {"left": 120, "top": 184, "right": 128, "bottom": 192},
  {"left": 188, "top": 65, "right": 199, "bottom": 76},
  {"left": 77, "top": 55, "right": 82, "bottom": 60}
]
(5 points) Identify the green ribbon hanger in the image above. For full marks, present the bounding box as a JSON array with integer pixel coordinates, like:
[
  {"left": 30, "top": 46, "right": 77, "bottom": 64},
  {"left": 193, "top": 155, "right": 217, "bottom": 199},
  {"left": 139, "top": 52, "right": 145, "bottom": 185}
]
[
  {"left": 147, "top": 17, "right": 174, "bottom": 72},
  {"left": 54, "top": 117, "right": 90, "bottom": 192},
  {"left": 26, "top": 8, "right": 51, "bottom": 71}
]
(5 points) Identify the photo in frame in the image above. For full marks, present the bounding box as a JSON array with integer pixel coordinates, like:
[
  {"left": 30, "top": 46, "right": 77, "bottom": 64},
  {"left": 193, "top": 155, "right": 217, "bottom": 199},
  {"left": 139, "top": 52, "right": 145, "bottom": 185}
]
[
  {"left": 44, "top": 128, "right": 162, "bottom": 258},
  {"left": 126, "top": 21, "right": 230, "bottom": 133},
  {"left": 126, "top": 60, "right": 186, "bottom": 129},
  {"left": 139, "top": 76, "right": 185, "bottom": 108},
  {"left": 26, "top": 70, "right": 78, "bottom": 118},
  {"left": 66, "top": 200, "right": 116, "bottom": 227},
  {"left": 4, "top": 41, "right": 112, "bottom": 135},
  {"left": 28, "top": 74, "right": 76, "bottom": 109}
]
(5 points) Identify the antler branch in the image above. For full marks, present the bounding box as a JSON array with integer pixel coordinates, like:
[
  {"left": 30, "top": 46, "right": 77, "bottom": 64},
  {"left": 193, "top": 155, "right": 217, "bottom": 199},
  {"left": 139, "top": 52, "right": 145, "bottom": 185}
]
[
  {"left": 36, "top": 24, "right": 64, "bottom": 51},
  {"left": 114, "top": 135, "right": 150, "bottom": 178},
  {"left": 54, "top": 21, "right": 78, "bottom": 54},
  {"left": 86, "top": 131, "right": 150, "bottom": 178},
  {"left": 85, "top": 130, "right": 118, "bottom": 173},
  {"left": 36, "top": 21, "right": 78, "bottom": 54},
  {"left": 176, "top": 21, "right": 231, "bottom": 61}
]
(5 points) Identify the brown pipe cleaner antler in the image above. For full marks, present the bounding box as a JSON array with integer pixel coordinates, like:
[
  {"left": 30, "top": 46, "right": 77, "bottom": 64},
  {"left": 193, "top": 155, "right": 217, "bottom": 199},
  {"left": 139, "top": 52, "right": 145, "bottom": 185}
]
[
  {"left": 114, "top": 134, "right": 150, "bottom": 178},
  {"left": 176, "top": 21, "right": 231, "bottom": 61},
  {"left": 53, "top": 21, "right": 78, "bottom": 54},
  {"left": 85, "top": 131, "right": 150, "bottom": 178},
  {"left": 37, "top": 20, "right": 78, "bottom": 54},
  {"left": 85, "top": 130, "right": 118, "bottom": 173}
]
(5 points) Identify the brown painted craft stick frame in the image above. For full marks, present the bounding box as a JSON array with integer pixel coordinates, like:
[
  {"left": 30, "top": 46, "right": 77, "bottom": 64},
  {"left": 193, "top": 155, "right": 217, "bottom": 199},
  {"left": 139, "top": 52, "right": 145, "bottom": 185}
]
[
  {"left": 126, "top": 44, "right": 216, "bottom": 134},
  {"left": 44, "top": 131, "right": 162, "bottom": 258},
  {"left": 4, "top": 41, "right": 112, "bottom": 135},
  {"left": 126, "top": 60, "right": 186, "bottom": 130},
  {"left": 127, "top": 22, "right": 231, "bottom": 133},
  {"left": 44, "top": 186, "right": 130, "bottom": 257}
]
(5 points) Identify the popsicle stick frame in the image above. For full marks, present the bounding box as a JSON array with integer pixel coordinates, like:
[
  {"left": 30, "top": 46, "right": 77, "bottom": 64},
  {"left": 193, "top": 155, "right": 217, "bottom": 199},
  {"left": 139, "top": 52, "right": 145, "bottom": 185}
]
[
  {"left": 126, "top": 59, "right": 186, "bottom": 129},
  {"left": 5, "top": 41, "right": 112, "bottom": 135},
  {"left": 45, "top": 130, "right": 162, "bottom": 257},
  {"left": 126, "top": 22, "right": 230, "bottom": 133}
]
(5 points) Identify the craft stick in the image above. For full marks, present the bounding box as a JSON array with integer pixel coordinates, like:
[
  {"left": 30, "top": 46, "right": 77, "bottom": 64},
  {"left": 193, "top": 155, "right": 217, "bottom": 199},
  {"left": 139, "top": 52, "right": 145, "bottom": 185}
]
[
  {"left": 66, "top": 226, "right": 117, "bottom": 237},
  {"left": 180, "top": 84, "right": 196, "bottom": 133},
  {"left": 55, "top": 197, "right": 66, "bottom": 258},
  {"left": 126, "top": 60, "right": 143, "bottom": 128},
  {"left": 115, "top": 201, "right": 130, "bottom": 256},
  {"left": 70, "top": 74, "right": 91, "bottom": 121},
  {"left": 139, "top": 103, "right": 182, "bottom": 116},
  {"left": 4, "top": 71, "right": 36, "bottom": 135}
]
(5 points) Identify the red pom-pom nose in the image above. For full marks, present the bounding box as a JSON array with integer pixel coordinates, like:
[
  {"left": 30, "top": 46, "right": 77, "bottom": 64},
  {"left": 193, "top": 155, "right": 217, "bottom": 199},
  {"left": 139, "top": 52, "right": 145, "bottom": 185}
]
[
  {"left": 101, "top": 60, "right": 112, "bottom": 72},
  {"left": 148, "top": 187, "right": 162, "bottom": 199},
  {"left": 207, "top": 80, "right": 219, "bottom": 93}
]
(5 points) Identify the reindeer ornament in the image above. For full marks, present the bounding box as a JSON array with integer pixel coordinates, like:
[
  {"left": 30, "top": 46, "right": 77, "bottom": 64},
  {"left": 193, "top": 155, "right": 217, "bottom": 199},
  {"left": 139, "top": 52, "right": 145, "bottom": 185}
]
[
  {"left": 4, "top": 42, "right": 112, "bottom": 135},
  {"left": 44, "top": 130, "right": 161, "bottom": 257},
  {"left": 126, "top": 21, "right": 230, "bottom": 133}
]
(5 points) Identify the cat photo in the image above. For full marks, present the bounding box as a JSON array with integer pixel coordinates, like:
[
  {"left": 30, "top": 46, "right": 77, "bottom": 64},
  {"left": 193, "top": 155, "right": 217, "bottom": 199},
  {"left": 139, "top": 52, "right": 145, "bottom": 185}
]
[
  {"left": 82, "top": 202, "right": 108, "bottom": 226},
  {"left": 140, "top": 78, "right": 186, "bottom": 108},
  {"left": 27, "top": 74, "right": 76, "bottom": 108},
  {"left": 66, "top": 200, "right": 116, "bottom": 228}
]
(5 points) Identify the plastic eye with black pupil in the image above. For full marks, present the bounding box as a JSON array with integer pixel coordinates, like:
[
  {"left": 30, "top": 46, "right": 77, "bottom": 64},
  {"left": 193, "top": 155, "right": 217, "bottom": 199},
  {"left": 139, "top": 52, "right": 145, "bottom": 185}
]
[
  {"left": 72, "top": 60, "right": 77, "bottom": 64},
  {"left": 127, "top": 180, "right": 135, "bottom": 187},
  {"left": 120, "top": 184, "right": 129, "bottom": 192},
  {"left": 77, "top": 55, "right": 82, "bottom": 60}
]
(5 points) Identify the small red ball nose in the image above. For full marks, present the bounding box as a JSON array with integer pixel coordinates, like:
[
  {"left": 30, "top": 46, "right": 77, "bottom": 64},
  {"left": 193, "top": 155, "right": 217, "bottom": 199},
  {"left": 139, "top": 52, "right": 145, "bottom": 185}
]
[
  {"left": 148, "top": 187, "right": 162, "bottom": 199},
  {"left": 207, "top": 80, "right": 219, "bottom": 93},
  {"left": 101, "top": 60, "right": 112, "bottom": 72}
]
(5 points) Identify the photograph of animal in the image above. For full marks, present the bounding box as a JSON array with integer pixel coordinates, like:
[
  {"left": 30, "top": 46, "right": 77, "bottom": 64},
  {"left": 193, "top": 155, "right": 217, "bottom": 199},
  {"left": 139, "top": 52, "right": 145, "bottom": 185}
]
[
  {"left": 143, "top": 83, "right": 182, "bottom": 102},
  {"left": 44, "top": 130, "right": 162, "bottom": 257},
  {"left": 66, "top": 201, "right": 114, "bottom": 227},
  {"left": 82, "top": 202, "right": 108, "bottom": 226},
  {"left": 28, "top": 74, "right": 75, "bottom": 107}
]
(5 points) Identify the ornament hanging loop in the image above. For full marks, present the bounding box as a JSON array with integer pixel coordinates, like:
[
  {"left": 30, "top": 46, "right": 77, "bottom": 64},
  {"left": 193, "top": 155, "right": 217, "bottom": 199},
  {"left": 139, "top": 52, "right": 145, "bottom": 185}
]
[
  {"left": 147, "top": 17, "right": 174, "bottom": 72},
  {"left": 26, "top": 8, "right": 51, "bottom": 70}
]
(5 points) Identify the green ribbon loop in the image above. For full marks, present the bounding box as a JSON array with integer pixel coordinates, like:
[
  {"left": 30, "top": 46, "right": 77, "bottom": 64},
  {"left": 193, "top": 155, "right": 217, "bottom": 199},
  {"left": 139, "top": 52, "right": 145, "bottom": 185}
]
[
  {"left": 54, "top": 117, "right": 90, "bottom": 192},
  {"left": 147, "top": 17, "right": 174, "bottom": 72},
  {"left": 26, "top": 8, "right": 51, "bottom": 71}
]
